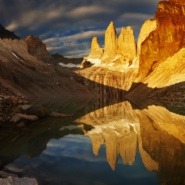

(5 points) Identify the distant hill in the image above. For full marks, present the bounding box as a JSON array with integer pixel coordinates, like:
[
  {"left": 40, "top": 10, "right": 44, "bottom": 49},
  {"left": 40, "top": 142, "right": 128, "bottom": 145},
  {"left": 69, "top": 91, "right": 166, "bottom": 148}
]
[{"left": 0, "top": 24, "right": 20, "bottom": 40}]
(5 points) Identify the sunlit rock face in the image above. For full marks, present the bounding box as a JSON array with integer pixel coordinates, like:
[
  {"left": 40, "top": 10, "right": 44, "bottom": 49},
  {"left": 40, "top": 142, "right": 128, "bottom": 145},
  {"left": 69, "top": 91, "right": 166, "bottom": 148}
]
[
  {"left": 87, "top": 36, "right": 104, "bottom": 60},
  {"left": 78, "top": 22, "right": 138, "bottom": 92},
  {"left": 136, "top": 0, "right": 185, "bottom": 82},
  {"left": 117, "top": 26, "right": 137, "bottom": 63},
  {"left": 82, "top": 21, "right": 137, "bottom": 69},
  {"left": 81, "top": 36, "right": 104, "bottom": 68},
  {"left": 74, "top": 65, "right": 138, "bottom": 94},
  {"left": 143, "top": 48, "right": 185, "bottom": 88},
  {"left": 101, "top": 22, "right": 117, "bottom": 65},
  {"left": 134, "top": 20, "right": 157, "bottom": 82}
]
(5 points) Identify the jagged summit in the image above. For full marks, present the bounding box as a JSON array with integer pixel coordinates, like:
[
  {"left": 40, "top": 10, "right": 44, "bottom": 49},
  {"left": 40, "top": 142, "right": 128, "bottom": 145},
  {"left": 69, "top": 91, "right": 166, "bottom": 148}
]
[
  {"left": 117, "top": 26, "right": 137, "bottom": 62},
  {"left": 88, "top": 36, "right": 104, "bottom": 59},
  {"left": 100, "top": 21, "right": 117, "bottom": 64},
  {"left": 0, "top": 24, "right": 20, "bottom": 40},
  {"left": 82, "top": 21, "right": 137, "bottom": 70},
  {"left": 25, "top": 35, "right": 50, "bottom": 60}
]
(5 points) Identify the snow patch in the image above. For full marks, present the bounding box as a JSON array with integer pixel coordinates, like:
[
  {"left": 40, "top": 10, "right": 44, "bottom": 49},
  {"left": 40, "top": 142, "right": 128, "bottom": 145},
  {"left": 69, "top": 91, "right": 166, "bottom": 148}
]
[
  {"left": 59, "top": 63, "right": 81, "bottom": 68},
  {"left": 114, "top": 57, "right": 119, "bottom": 61},
  {"left": 12, "top": 52, "right": 19, "bottom": 60},
  {"left": 88, "top": 58, "right": 101, "bottom": 65},
  {"left": 129, "top": 57, "right": 137, "bottom": 68}
]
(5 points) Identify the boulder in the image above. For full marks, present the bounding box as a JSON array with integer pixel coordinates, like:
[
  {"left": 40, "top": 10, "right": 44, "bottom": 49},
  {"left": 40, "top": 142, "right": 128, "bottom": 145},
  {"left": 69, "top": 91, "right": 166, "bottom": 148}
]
[
  {"left": 11, "top": 113, "right": 38, "bottom": 123},
  {"left": 0, "top": 171, "right": 18, "bottom": 178},
  {"left": 10, "top": 96, "right": 19, "bottom": 105},
  {"left": 3, "top": 96, "right": 12, "bottom": 104},
  {"left": 17, "top": 122, "right": 26, "bottom": 128},
  {"left": 22, "top": 105, "right": 48, "bottom": 118},
  {"left": 81, "top": 59, "right": 92, "bottom": 69}
]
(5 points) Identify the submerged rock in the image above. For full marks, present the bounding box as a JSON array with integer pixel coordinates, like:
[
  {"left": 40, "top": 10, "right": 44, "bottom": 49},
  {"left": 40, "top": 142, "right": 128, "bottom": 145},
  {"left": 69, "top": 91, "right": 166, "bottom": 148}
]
[
  {"left": 49, "top": 112, "right": 72, "bottom": 117},
  {"left": 11, "top": 113, "right": 38, "bottom": 123},
  {"left": 22, "top": 105, "right": 48, "bottom": 118},
  {"left": 0, "top": 176, "right": 38, "bottom": 185}
]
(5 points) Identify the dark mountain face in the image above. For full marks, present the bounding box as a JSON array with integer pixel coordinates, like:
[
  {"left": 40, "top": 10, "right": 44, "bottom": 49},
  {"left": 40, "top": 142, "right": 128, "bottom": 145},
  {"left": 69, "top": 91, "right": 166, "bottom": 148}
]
[{"left": 0, "top": 24, "right": 20, "bottom": 40}]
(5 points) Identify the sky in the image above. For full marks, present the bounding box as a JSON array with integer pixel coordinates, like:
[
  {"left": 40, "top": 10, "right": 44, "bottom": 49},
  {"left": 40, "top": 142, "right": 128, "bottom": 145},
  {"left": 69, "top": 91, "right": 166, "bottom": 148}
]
[{"left": 0, "top": 0, "right": 161, "bottom": 58}]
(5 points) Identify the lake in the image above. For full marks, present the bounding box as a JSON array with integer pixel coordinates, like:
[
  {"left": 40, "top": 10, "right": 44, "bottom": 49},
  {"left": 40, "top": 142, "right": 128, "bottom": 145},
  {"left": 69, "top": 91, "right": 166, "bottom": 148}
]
[{"left": 0, "top": 97, "right": 185, "bottom": 185}]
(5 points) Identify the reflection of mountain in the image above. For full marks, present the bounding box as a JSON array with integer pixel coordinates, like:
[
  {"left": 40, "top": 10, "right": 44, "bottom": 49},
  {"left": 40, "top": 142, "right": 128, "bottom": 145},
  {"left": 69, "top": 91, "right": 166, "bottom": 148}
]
[
  {"left": 76, "top": 99, "right": 185, "bottom": 183},
  {"left": 1, "top": 98, "right": 185, "bottom": 184},
  {"left": 136, "top": 107, "right": 185, "bottom": 185},
  {"left": 76, "top": 101, "right": 141, "bottom": 170}
]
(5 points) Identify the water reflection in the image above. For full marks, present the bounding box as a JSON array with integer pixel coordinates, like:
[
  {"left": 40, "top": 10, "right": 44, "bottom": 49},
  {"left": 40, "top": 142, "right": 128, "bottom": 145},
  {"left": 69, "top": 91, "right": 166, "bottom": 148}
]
[{"left": 0, "top": 97, "right": 185, "bottom": 184}]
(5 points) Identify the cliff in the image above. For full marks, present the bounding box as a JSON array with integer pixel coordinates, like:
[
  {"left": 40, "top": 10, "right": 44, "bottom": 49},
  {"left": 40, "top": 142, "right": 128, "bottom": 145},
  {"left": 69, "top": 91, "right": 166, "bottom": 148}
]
[
  {"left": 0, "top": 24, "right": 92, "bottom": 98},
  {"left": 136, "top": 0, "right": 185, "bottom": 82}
]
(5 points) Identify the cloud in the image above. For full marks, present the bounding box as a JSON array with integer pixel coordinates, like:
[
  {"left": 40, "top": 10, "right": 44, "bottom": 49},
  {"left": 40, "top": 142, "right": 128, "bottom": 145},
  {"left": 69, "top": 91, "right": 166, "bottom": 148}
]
[
  {"left": 119, "top": 13, "right": 154, "bottom": 22},
  {"left": 1, "top": 0, "right": 162, "bottom": 57},
  {"left": 67, "top": 6, "right": 113, "bottom": 18},
  {"left": 46, "top": 42, "right": 89, "bottom": 52},
  {"left": 6, "top": 22, "right": 18, "bottom": 31},
  {"left": 61, "top": 49, "right": 90, "bottom": 56},
  {"left": 58, "top": 30, "right": 106, "bottom": 42}
]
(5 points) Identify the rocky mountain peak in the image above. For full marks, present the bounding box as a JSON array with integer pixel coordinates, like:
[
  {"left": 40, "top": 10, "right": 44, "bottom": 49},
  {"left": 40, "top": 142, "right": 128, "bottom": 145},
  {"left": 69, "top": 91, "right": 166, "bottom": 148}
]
[
  {"left": 104, "top": 21, "right": 117, "bottom": 53},
  {"left": 117, "top": 26, "right": 136, "bottom": 61},
  {"left": 24, "top": 35, "right": 50, "bottom": 59},
  {"left": 91, "top": 36, "right": 100, "bottom": 49},
  {"left": 100, "top": 21, "right": 117, "bottom": 64},
  {"left": 87, "top": 36, "right": 104, "bottom": 59}
]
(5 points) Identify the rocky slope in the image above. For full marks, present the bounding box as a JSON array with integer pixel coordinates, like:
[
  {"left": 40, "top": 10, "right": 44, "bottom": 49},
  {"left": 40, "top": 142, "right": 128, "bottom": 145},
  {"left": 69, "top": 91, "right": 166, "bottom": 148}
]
[
  {"left": 0, "top": 27, "right": 92, "bottom": 99},
  {"left": 25, "top": 36, "right": 83, "bottom": 67}
]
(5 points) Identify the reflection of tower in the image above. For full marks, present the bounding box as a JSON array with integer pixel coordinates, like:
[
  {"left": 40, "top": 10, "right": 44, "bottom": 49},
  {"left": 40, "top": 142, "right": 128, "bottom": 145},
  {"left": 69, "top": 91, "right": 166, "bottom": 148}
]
[
  {"left": 77, "top": 101, "right": 140, "bottom": 170},
  {"left": 77, "top": 98, "right": 185, "bottom": 183}
]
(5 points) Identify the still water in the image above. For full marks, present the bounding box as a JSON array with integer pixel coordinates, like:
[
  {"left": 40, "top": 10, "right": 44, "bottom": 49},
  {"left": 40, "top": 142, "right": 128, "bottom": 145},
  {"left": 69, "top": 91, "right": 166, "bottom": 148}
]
[{"left": 0, "top": 97, "right": 185, "bottom": 185}]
